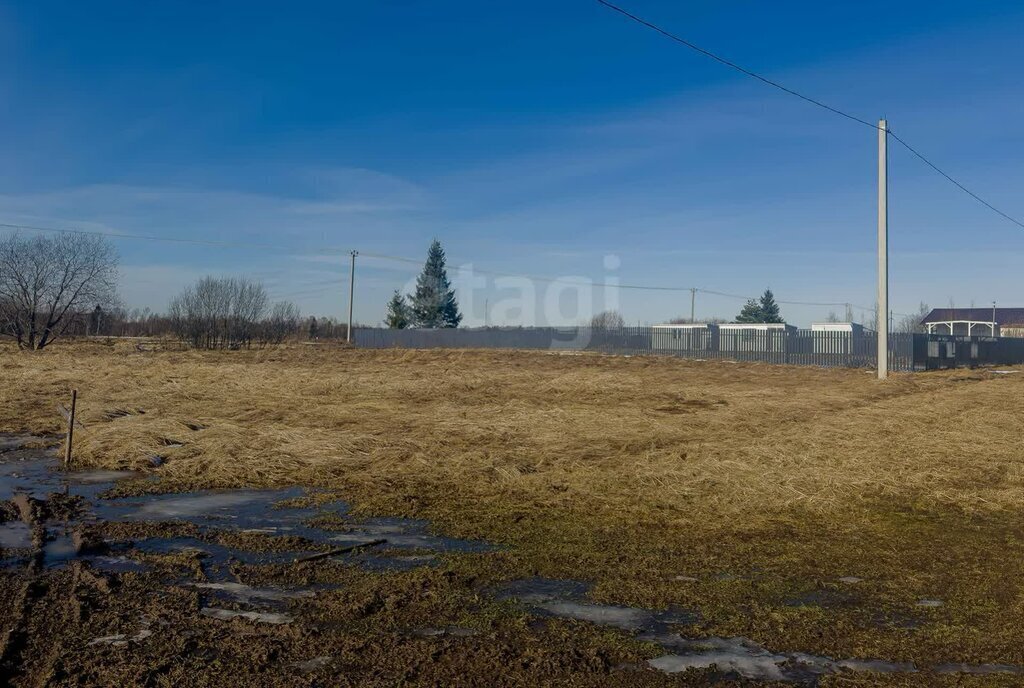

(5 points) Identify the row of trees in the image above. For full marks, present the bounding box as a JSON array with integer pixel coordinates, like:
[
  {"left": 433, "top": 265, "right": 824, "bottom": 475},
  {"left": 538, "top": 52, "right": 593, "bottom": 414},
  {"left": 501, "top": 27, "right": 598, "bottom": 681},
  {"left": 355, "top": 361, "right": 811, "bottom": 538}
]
[
  {"left": 72, "top": 306, "right": 356, "bottom": 341},
  {"left": 0, "top": 231, "right": 938, "bottom": 348},
  {"left": 0, "top": 232, "right": 331, "bottom": 350},
  {"left": 167, "top": 276, "right": 302, "bottom": 349}
]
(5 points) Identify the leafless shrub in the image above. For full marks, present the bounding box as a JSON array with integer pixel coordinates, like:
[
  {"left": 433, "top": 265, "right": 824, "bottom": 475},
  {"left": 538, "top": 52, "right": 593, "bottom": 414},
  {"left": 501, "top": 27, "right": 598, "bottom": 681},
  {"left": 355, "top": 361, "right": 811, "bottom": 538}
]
[
  {"left": 589, "top": 310, "right": 625, "bottom": 330},
  {"left": 0, "top": 232, "right": 118, "bottom": 350},
  {"left": 263, "top": 301, "right": 301, "bottom": 345},
  {"left": 897, "top": 302, "right": 931, "bottom": 334}
]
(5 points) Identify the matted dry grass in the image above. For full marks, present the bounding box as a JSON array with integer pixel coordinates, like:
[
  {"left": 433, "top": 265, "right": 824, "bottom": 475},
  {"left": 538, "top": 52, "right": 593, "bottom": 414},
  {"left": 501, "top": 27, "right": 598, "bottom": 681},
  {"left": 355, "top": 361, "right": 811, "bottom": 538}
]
[
  {"left": 2, "top": 340, "right": 1021, "bottom": 518},
  {"left": 4, "top": 340, "right": 1024, "bottom": 674}
]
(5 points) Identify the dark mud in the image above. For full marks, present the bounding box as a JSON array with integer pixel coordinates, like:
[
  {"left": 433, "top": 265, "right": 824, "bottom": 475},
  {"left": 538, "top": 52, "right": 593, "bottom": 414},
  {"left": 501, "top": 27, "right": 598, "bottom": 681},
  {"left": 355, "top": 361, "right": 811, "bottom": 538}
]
[{"left": 3, "top": 434, "right": 1022, "bottom": 686}]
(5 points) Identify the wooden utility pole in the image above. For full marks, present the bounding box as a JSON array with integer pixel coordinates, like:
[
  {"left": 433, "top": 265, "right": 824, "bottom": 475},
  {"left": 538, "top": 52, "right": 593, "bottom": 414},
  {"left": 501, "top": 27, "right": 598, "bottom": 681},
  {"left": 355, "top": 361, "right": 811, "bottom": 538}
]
[
  {"left": 64, "top": 389, "right": 77, "bottom": 467},
  {"left": 877, "top": 119, "right": 889, "bottom": 380},
  {"left": 347, "top": 251, "right": 358, "bottom": 343}
]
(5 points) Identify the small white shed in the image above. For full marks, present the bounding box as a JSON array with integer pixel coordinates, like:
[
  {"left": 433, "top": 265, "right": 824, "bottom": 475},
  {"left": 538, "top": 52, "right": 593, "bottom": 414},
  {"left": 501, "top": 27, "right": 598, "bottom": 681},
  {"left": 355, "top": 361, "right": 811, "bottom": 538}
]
[
  {"left": 651, "top": 323, "right": 718, "bottom": 351},
  {"left": 810, "top": 322, "right": 865, "bottom": 354},
  {"left": 718, "top": 323, "right": 795, "bottom": 352}
]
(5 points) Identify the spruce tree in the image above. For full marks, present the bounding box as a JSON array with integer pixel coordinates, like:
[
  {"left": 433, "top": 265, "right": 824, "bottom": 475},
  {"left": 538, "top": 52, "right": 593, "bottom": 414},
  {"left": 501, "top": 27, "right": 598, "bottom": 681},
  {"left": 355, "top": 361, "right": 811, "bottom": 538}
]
[
  {"left": 759, "top": 289, "right": 782, "bottom": 323},
  {"left": 410, "top": 240, "right": 462, "bottom": 328},
  {"left": 735, "top": 299, "right": 763, "bottom": 323},
  {"left": 385, "top": 290, "right": 411, "bottom": 329}
]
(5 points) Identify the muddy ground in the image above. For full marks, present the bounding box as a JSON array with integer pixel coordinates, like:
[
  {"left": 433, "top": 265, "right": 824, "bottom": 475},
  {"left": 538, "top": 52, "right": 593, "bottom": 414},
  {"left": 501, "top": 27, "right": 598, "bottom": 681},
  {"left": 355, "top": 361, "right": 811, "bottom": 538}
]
[
  {"left": 2, "top": 436, "right": 1023, "bottom": 687},
  {"left": 0, "top": 441, "right": 696, "bottom": 687}
]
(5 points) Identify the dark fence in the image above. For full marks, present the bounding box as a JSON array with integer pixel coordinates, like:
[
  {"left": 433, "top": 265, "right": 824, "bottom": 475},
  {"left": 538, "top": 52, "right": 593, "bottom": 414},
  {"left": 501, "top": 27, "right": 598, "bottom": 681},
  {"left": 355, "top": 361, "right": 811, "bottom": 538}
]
[
  {"left": 921, "top": 334, "right": 1024, "bottom": 369},
  {"left": 353, "top": 327, "right": 1024, "bottom": 372}
]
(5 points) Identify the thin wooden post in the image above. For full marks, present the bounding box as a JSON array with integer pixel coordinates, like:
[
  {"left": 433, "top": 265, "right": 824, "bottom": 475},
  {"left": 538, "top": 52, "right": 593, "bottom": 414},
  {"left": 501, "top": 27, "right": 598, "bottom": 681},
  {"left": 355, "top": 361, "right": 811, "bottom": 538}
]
[{"left": 64, "top": 389, "right": 77, "bottom": 467}]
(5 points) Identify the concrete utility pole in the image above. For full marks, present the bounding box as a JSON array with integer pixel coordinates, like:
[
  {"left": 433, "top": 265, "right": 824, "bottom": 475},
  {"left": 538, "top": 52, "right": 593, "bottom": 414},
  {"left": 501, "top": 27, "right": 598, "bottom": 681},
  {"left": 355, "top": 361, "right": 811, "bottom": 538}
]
[
  {"left": 877, "top": 119, "right": 889, "bottom": 380},
  {"left": 992, "top": 301, "right": 997, "bottom": 336},
  {"left": 690, "top": 287, "right": 696, "bottom": 323},
  {"left": 347, "top": 250, "right": 358, "bottom": 343}
]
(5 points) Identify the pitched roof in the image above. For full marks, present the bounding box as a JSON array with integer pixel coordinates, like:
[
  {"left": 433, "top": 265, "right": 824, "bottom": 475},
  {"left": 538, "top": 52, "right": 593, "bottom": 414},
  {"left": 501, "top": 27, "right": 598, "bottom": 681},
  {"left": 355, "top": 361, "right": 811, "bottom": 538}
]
[{"left": 921, "top": 308, "right": 1024, "bottom": 325}]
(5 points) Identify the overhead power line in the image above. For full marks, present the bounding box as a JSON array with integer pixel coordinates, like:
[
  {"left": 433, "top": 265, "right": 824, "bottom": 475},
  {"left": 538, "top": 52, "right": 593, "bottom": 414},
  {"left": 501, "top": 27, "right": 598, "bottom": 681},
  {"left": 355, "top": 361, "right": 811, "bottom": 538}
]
[
  {"left": 594, "top": 0, "right": 878, "bottom": 129},
  {"left": 886, "top": 131, "right": 1024, "bottom": 231},
  {"left": 595, "top": 0, "right": 1024, "bottom": 232},
  {"left": 1, "top": 219, "right": 907, "bottom": 315},
  {"left": 0, "top": 221, "right": 351, "bottom": 253}
]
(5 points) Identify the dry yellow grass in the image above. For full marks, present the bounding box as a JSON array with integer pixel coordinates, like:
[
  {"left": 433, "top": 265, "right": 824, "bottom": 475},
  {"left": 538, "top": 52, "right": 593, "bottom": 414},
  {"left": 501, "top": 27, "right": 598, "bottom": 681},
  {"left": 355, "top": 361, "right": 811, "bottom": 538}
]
[
  {"left": 4, "top": 339, "right": 1024, "bottom": 672},
  {"left": 2, "top": 339, "right": 1021, "bottom": 518}
]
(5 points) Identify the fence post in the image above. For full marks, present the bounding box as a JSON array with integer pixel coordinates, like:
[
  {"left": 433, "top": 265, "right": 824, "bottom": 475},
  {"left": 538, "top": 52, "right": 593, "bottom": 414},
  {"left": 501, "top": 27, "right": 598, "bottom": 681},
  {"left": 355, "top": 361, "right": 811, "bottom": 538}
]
[{"left": 64, "top": 389, "right": 77, "bottom": 468}]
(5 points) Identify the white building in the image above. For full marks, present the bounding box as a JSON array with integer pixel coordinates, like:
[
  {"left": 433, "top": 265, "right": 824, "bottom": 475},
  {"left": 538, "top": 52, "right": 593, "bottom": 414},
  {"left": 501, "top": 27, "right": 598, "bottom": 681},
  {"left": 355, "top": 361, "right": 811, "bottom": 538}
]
[
  {"left": 717, "top": 323, "right": 795, "bottom": 352},
  {"left": 810, "top": 322, "right": 866, "bottom": 354},
  {"left": 651, "top": 323, "right": 717, "bottom": 351}
]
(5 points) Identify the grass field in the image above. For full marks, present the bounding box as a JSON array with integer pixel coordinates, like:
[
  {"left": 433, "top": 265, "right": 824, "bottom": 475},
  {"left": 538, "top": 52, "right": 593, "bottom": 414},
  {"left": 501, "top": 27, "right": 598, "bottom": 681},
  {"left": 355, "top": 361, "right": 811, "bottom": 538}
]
[{"left": 2, "top": 340, "right": 1024, "bottom": 685}]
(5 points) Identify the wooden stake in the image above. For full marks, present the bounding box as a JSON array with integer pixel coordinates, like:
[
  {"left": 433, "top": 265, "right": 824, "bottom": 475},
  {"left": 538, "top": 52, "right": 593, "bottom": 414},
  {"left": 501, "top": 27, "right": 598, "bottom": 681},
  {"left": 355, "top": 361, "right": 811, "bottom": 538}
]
[{"left": 64, "top": 389, "right": 77, "bottom": 467}]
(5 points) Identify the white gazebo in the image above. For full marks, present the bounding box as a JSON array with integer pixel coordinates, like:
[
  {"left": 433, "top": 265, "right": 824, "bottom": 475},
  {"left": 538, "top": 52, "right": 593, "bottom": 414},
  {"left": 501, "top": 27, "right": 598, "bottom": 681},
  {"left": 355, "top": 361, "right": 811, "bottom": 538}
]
[{"left": 925, "top": 320, "right": 998, "bottom": 336}]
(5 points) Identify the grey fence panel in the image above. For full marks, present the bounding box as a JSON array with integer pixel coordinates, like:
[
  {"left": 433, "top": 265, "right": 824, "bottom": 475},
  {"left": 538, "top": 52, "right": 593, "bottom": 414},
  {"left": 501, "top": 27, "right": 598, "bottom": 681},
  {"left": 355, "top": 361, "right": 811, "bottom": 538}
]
[{"left": 354, "top": 327, "right": 1024, "bottom": 372}]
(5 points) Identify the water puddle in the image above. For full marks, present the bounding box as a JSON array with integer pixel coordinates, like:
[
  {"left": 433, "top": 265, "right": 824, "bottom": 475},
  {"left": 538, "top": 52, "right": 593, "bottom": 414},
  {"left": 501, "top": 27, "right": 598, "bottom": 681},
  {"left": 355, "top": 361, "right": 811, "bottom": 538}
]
[
  {"left": 411, "top": 626, "right": 478, "bottom": 638},
  {"left": 329, "top": 517, "right": 493, "bottom": 554},
  {"left": 292, "top": 655, "right": 333, "bottom": 672},
  {"left": 200, "top": 607, "right": 293, "bottom": 624},
  {"left": 0, "top": 434, "right": 494, "bottom": 627},
  {"left": 107, "top": 490, "right": 292, "bottom": 522},
  {"left": 89, "top": 619, "right": 154, "bottom": 647},
  {"left": 190, "top": 581, "right": 316, "bottom": 604},
  {"left": 494, "top": 577, "right": 697, "bottom": 635},
  {"left": 645, "top": 635, "right": 918, "bottom": 682},
  {"left": 0, "top": 522, "right": 31, "bottom": 549},
  {"left": 0, "top": 436, "right": 46, "bottom": 454},
  {"left": 494, "top": 577, "right": 1021, "bottom": 682},
  {"left": 66, "top": 469, "right": 143, "bottom": 485},
  {"left": 935, "top": 663, "right": 1024, "bottom": 675}
]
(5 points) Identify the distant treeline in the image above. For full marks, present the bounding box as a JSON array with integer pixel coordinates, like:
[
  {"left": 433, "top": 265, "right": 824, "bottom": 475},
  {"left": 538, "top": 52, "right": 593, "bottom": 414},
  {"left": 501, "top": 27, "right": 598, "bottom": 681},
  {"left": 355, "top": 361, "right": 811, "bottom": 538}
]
[{"left": 78, "top": 301, "right": 353, "bottom": 345}]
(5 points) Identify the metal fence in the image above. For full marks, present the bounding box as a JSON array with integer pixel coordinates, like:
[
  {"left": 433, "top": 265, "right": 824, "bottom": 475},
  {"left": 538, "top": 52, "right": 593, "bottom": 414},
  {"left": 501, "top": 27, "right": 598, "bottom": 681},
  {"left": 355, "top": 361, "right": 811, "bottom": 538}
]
[{"left": 353, "top": 327, "right": 1024, "bottom": 372}]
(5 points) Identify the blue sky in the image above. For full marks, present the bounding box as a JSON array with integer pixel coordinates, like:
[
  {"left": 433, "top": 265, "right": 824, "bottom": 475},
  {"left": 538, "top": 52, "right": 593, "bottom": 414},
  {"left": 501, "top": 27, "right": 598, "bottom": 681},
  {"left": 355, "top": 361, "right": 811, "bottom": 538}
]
[{"left": 1, "top": 1, "right": 1023, "bottom": 326}]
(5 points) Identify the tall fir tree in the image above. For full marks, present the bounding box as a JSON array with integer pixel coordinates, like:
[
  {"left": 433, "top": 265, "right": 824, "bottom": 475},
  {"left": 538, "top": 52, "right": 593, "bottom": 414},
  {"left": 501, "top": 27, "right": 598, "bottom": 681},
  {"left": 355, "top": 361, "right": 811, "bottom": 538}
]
[
  {"left": 758, "top": 289, "right": 782, "bottom": 323},
  {"left": 410, "top": 239, "right": 462, "bottom": 328},
  {"left": 735, "top": 299, "right": 763, "bottom": 323},
  {"left": 384, "top": 290, "right": 411, "bottom": 329}
]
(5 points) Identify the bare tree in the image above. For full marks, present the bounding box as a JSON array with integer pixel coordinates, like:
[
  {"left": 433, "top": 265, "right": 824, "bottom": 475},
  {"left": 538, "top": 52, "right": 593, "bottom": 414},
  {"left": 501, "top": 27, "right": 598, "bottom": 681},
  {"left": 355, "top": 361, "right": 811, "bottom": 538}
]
[
  {"left": 897, "top": 302, "right": 931, "bottom": 334},
  {"left": 589, "top": 310, "right": 625, "bottom": 330},
  {"left": 263, "top": 301, "right": 301, "bottom": 345},
  {"left": 0, "top": 232, "right": 118, "bottom": 350}
]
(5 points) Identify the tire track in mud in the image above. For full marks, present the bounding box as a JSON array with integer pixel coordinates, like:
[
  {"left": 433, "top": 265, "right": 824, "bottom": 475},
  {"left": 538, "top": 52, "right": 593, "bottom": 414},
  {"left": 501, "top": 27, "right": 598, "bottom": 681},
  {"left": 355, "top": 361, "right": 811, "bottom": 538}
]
[
  {"left": 0, "top": 496, "right": 48, "bottom": 682},
  {"left": 0, "top": 494, "right": 93, "bottom": 687}
]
